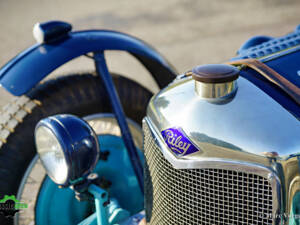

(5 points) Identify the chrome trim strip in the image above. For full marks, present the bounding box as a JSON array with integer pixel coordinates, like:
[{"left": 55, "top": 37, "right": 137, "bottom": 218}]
[{"left": 144, "top": 116, "right": 282, "bottom": 225}]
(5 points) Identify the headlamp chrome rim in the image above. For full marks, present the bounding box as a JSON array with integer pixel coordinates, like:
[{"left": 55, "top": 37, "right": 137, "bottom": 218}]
[
  {"left": 35, "top": 117, "right": 72, "bottom": 186},
  {"left": 34, "top": 114, "right": 100, "bottom": 187}
]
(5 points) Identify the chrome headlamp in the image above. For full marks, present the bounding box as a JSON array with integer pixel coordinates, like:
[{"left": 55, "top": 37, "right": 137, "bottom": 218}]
[{"left": 35, "top": 114, "right": 100, "bottom": 186}]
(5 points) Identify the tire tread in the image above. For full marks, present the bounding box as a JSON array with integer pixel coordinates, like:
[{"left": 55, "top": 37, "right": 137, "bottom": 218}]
[{"left": 0, "top": 72, "right": 152, "bottom": 201}]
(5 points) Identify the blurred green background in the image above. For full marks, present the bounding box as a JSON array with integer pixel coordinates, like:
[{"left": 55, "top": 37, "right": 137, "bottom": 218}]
[{"left": 0, "top": 0, "right": 299, "bottom": 106}]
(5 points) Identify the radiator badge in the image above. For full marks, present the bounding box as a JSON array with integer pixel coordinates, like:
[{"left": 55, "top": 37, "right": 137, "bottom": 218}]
[{"left": 161, "top": 127, "right": 200, "bottom": 157}]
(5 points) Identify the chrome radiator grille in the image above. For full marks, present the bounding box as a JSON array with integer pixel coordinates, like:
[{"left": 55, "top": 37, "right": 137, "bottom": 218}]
[{"left": 143, "top": 123, "right": 273, "bottom": 225}]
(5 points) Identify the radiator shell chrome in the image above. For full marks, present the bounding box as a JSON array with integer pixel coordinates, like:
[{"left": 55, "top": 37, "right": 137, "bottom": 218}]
[
  {"left": 144, "top": 75, "right": 300, "bottom": 224},
  {"left": 144, "top": 118, "right": 281, "bottom": 225}
]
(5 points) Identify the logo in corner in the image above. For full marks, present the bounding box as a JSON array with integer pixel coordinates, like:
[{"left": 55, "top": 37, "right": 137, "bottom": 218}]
[
  {"left": 0, "top": 195, "right": 28, "bottom": 218},
  {"left": 161, "top": 127, "right": 200, "bottom": 157}
]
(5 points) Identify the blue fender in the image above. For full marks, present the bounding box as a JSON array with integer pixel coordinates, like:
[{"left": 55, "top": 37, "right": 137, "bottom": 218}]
[{"left": 0, "top": 30, "right": 177, "bottom": 96}]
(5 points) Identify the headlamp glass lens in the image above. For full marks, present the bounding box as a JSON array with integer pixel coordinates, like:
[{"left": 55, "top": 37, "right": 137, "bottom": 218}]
[{"left": 35, "top": 126, "right": 68, "bottom": 184}]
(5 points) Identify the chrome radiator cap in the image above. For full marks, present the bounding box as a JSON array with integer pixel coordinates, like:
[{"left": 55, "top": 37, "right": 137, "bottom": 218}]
[{"left": 192, "top": 64, "right": 239, "bottom": 99}]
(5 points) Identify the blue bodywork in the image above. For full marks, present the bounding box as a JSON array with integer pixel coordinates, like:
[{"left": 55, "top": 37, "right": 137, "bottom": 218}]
[
  {"left": 233, "top": 25, "right": 300, "bottom": 119},
  {"left": 4, "top": 21, "right": 300, "bottom": 224},
  {"left": 36, "top": 135, "right": 144, "bottom": 225},
  {"left": 0, "top": 29, "right": 176, "bottom": 96},
  {"left": 0, "top": 21, "right": 172, "bottom": 225},
  {"left": 233, "top": 27, "right": 300, "bottom": 60},
  {"left": 237, "top": 35, "right": 273, "bottom": 55},
  {"left": 0, "top": 21, "right": 176, "bottom": 207},
  {"left": 94, "top": 52, "right": 144, "bottom": 192}
]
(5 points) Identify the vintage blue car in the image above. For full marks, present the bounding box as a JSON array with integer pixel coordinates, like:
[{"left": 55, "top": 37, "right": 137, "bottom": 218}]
[{"left": 0, "top": 21, "right": 299, "bottom": 225}]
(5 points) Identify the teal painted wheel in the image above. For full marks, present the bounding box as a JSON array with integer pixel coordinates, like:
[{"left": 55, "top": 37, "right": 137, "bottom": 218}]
[
  {"left": 0, "top": 73, "right": 152, "bottom": 225},
  {"left": 19, "top": 114, "right": 145, "bottom": 225}
]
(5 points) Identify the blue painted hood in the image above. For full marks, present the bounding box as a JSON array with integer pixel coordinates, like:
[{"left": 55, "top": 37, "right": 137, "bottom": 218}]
[{"left": 232, "top": 25, "right": 300, "bottom": 119}]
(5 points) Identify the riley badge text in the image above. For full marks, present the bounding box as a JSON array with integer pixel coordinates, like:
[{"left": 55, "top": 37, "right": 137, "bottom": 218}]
[{"left": 161, "top": 127, "right": 200, "bottom": 157}]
